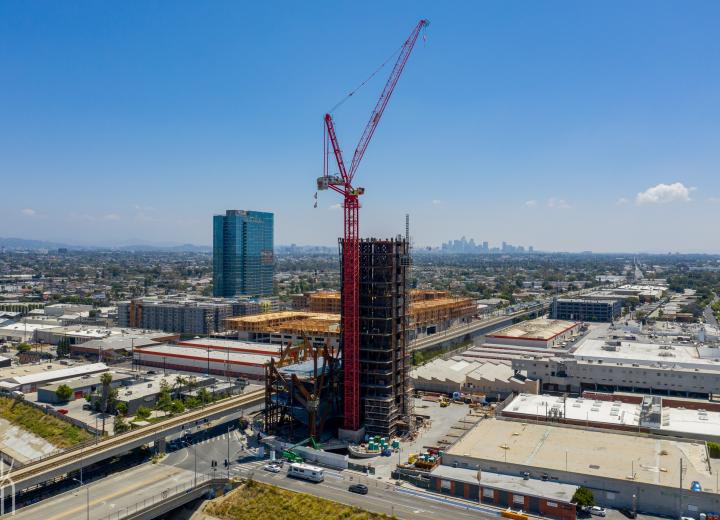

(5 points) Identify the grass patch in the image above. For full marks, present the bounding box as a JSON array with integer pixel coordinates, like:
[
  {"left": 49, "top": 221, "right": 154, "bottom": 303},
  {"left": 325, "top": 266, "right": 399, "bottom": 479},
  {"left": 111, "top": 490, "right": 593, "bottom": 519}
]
[
  {"left": 205, "top": 480, "right": 396, "bottom": 520},
  {"left": 0, "top": 397, "right": 91, "bottom": 448},
  {"left": 412, "top": 339, "right": 472, "bottom": 366}
]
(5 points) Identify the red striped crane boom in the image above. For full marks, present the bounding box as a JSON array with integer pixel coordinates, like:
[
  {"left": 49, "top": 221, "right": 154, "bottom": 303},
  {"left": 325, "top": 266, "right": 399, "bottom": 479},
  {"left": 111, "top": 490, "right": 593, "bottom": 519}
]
[{"left": 317, "top": 19, "right": 429, "bottom": 431}]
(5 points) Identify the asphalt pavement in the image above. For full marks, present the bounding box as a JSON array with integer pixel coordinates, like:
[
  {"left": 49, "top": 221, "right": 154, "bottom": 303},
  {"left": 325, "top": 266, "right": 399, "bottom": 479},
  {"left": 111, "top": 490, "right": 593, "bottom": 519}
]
[{"left": 12, "top": 425, "right": 497, "bottom": 520}]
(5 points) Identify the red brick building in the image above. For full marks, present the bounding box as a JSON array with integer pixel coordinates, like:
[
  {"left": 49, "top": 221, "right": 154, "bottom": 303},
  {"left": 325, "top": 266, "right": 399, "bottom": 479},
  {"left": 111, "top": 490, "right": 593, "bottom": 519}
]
[{"left": 430, "top": 465, "right": 577, "bottom": 520}]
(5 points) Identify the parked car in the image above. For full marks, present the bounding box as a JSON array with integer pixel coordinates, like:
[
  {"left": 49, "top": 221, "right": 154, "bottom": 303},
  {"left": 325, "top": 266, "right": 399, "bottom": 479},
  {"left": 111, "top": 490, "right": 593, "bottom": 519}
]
[
  {"left": 619, "top": 508, "right": 637, "bottom": 519},
  {"left": 82, "top": 403, "right": 92, "bottom": 410},
  {"left": 57, "top": 409, "right": 69, "bottom": 415},
  {"left": 587, "top": 506, "right": 607, "bottom": 517},
  {"left": 263, "top": 464, "right": 281, "bottom": 473},
  {"left": 348, "top": 484, "right": 368, "bottom": 495},
  {"left": 690, "top": 481, "right": 702, "bottom": 492}
]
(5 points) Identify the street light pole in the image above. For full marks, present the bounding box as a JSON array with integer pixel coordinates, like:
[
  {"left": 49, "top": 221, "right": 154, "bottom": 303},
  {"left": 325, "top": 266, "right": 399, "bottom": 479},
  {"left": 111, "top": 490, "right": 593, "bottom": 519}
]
[{"left": 72, "top": 478, "right": 90, "bottom": 520}]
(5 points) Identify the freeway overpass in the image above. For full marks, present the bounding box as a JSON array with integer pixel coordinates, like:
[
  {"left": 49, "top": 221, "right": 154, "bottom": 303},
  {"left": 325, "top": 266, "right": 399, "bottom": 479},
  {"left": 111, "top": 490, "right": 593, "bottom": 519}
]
[
  {"left": 9, "top": 389, "right": 265, "bottom": 492},
  {"left": 410, "top": 300, "right": 551, "bottom": 352}
]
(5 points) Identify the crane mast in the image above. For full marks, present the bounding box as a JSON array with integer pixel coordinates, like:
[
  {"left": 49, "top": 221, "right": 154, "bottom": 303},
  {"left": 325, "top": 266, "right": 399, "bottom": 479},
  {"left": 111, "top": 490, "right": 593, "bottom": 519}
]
[{"left": 317, "top": 19, "right": 428, "bottom": 431}]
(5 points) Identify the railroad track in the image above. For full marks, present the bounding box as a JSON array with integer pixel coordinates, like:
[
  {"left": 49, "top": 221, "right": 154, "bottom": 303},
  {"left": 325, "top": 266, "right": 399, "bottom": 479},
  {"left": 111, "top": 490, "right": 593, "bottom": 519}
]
[{"left": 11, "top": 389, "right": 264, "bottom": 485}]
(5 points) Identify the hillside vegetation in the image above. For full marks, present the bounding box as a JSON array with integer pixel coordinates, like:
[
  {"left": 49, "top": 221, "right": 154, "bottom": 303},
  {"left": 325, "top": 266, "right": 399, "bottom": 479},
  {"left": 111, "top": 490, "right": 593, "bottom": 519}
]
[
  {"left": 205, "top": 480, "right": 396, "bottom": 520},
  {"left": 0, "top": 397, "right": 91, "bottom": 448}
]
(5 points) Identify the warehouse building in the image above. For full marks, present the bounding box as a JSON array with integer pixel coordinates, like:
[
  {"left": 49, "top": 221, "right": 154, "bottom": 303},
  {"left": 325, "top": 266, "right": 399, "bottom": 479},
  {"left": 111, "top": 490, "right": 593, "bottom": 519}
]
[
  {"left": 486, "top": 318, "right": 581, "bottom": 349},
  {"left": 133, "top": 344, "right": 276, "bottom": 381},
  {"left": 550, "top": 298, "right": 622, "bottom": 322},
  {"left": 38, "top": 372, "right": 134, "bottom": 403},
  {"left": 412, "top": 357, "right": 538, "bottom": 398},
  {"left": 0, "top": 362, "right": 109, "bottom": 393},
  {"left": 177, "top": 337, "right": 282, "bottom": 356},
  {"left": 512, "top": 337, "right": 720, "bottom": 397},
  {"left": 429, "top": 465, "right": 577, "bottom": 520},
  {"left": 441, "top": 418, "right": 720, "bottom": 517},
  {"left": 499, "top": 392, "right": 720, "bottom": 443},
  {"left": 70, "top": 331, "right": 176, "bottom": 359}
]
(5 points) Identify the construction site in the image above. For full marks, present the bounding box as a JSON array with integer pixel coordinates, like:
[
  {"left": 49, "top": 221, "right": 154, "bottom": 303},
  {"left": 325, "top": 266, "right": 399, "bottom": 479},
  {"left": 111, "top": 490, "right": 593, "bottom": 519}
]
[{"left": 227, "top": 20, "right": 435, "bottom": 447}]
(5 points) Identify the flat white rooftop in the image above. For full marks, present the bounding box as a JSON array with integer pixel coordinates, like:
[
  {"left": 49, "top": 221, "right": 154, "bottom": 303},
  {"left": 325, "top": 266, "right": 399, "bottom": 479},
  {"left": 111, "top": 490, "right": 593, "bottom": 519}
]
[
  {"left": 447, "top": 419, "right": 715, "bottom": 490},
  {"left": 177, "top": 338, "right": 282, "bottom": 355},
  {"left": 573, "top": 338, "right": 720, "bottom": 371},
  {"left": 505, "top": 393, "right": 641, "bottom": 427},
  {"left": 134, "top": 344, "right": 276, "bottom": 366},
  {"left": 662, "top": 407, "right": 720, "bottom": 437}
]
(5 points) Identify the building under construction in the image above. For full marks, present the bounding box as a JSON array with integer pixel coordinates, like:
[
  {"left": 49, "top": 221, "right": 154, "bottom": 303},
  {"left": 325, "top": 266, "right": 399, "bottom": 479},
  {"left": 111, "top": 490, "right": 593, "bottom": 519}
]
[
  {"left": 263, "top": 338, "right": 342, "bottom": 442},
  {"left": 225, "top": 311, "right": 340, "bottom": 348},
  {"left": 351, "top": 237, "right": 413, "bottom": 437}
]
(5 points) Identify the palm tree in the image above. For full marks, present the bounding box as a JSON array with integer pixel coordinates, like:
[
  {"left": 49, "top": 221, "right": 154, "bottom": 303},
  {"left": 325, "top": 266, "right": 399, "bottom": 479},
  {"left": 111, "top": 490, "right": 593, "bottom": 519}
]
[
  {"left": 173, "top": 375, "right": 187, "bottom": 400},
  {"left": 100, "top": 372, "right": 113, "bottom": 435}
]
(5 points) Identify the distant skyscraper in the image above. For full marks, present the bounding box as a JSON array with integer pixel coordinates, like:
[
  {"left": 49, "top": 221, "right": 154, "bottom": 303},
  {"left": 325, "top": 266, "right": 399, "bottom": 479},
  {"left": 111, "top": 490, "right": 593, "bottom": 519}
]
[{"left": 213, "top": 210, "right": 274, "bottom": 297}]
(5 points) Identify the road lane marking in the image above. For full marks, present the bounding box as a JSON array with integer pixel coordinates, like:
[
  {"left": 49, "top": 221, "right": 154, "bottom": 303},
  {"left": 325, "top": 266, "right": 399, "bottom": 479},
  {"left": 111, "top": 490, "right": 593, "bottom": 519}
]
[
  {"left": 395, "top": 487, "right": 499, "bottom": 516},
  {"left": 44, "top": 468, "right": 191, "bottom": 520}
]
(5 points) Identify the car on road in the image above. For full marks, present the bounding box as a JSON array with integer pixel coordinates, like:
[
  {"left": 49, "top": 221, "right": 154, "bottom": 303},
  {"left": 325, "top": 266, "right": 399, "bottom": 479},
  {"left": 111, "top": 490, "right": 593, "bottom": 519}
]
[
  {"left": 587, "top": 506, "right": 607, "bottom": 517},
  {"left": 619, "top": 508, "right": 637, "bottom": 519},
  {"left": 263, "top": 463, "right": 281, "bottom": 473},
  {"left": 690, "top": 481, "right": 702, "bottom": 492},
  {"left": 348, "top": 483, "right": 368, "bottom": 495}
]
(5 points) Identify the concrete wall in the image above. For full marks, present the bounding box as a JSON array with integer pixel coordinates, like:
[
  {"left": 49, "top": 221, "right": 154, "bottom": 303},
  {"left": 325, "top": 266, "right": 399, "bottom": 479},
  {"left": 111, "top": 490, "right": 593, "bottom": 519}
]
[{"left": 440, "top": 455, "right": 720, "bottom": 517}]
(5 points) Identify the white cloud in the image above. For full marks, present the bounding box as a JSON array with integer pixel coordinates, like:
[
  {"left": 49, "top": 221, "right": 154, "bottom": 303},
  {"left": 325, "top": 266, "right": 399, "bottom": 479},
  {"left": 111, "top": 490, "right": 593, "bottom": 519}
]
[
  {"left": 102, "top": 213, "right": 121, "bottom": 221},
  {"left": 616, "top": 197, "right": 630, "bottom": 206},
  {"left": 708, "top": 197, "right": 720, "bottom": 204},
  {"left": 524, "top": 200, "right": 537, "bottom": 208},
  {"left": 636, "top": 182, "right": 694, "bottom": 205},
  {"left": 547, "top": 198, "right": 571, "bottom": 209},
  {"left": 21, "top": 208, "right": 37, "bottom": 217},
  {"left": 431, "top": 199, "right": 443, "bottom": 206},
  {"left": 328, "top": 203, "right": 342, "bottom": 210}
]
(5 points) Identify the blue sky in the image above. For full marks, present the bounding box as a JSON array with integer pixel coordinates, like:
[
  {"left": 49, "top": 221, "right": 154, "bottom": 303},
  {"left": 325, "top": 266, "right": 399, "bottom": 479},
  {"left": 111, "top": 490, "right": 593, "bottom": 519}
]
[{"left": 1, "top": 1, "right": 719, "bottom": 252}]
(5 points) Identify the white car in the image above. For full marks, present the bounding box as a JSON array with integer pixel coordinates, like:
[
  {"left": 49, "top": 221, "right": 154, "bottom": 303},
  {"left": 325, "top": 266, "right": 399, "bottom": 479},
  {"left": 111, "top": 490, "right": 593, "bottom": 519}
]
[
  {"left": 588, "top": 507, "right": 607, "bottom": 517},
  {"left": 263, "top": 463, "right": 281, "bottom": 473}
]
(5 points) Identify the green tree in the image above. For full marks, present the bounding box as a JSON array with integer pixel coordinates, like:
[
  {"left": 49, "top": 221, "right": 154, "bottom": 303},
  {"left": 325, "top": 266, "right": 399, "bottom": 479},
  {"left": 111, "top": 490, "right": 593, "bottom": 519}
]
[
  {"left": 708, "top": 441, "right": 720, "bottom": 459},
  {"left": 136, "top": 406, "right": 151, "bottom": 420},
  {"left": 114, "top": 414, "right": 129, "bottom": 434},
  {"left": 157, "top": 379, "right": 172, "bottom": 413},
  {"left": 55, "top": 384, "right": 73, "bottom": 402},
  {"left": 572, "top": 487, "right": 595, "bottom": 509},
  {"left": 56, "top": 336, "right": 71, "bottom": 357},
  {"left": 197, "top": 387, "right": 211, "bottom": 407},
  {"left": 100, "top": 372, "right": 113, "bottom": 434},
  {"left": 170, "top": 400, "right": 185, "bottom": 414},
  {"left": 17, "top": 342, "right": 32, "bottom": 353},
  {"left": 116, "top": 402, "right": 128, "bottom": 416}
]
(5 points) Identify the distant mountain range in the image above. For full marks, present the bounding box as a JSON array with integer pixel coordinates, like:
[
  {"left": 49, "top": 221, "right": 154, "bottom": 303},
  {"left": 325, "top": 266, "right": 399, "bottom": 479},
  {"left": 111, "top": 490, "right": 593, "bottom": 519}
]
[{"left": 0, "top": 237, "right": 212, "bottom": 253}]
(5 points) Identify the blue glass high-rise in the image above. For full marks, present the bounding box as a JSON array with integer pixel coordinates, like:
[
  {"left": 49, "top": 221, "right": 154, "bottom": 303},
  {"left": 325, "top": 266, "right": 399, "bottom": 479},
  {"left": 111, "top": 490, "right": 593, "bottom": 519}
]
[{"left": 213, "top": 210, "right": 274, "bottom": 297}]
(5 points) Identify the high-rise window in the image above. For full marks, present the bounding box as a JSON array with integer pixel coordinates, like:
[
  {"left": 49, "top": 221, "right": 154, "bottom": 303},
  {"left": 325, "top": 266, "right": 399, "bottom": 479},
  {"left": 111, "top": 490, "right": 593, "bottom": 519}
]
[{"left": 213, "top": 210, "right": 274, "bottom": 297}]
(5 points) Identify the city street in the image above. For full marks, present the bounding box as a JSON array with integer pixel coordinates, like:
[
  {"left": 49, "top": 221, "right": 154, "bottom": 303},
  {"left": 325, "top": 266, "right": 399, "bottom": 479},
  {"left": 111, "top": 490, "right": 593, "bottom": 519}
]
[{"left": 12, "top": 426, "right": 498, "bottom": 520}]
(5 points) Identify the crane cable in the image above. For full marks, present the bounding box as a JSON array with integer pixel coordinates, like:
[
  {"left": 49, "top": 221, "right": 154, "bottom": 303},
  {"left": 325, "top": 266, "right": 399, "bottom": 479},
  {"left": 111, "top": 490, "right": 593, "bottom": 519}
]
[{"left": 327, "top": 43, "right": 403, "bottom": 114}]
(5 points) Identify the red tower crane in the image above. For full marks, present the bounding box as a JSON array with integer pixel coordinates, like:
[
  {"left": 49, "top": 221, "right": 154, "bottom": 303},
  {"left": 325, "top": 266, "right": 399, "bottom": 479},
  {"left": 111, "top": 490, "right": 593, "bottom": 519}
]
[{"left": 317, "top": 19, "right": 429, "bottom": 431}]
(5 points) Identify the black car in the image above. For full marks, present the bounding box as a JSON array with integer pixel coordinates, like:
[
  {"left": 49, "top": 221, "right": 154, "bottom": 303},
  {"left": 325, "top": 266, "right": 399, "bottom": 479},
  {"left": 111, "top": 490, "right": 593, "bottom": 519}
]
[
  {"left": 348, "top": 484, "right": 368, "bottom": 495},
  {"left": 619, "top": 509, "right": 637, "bottom": 519}
]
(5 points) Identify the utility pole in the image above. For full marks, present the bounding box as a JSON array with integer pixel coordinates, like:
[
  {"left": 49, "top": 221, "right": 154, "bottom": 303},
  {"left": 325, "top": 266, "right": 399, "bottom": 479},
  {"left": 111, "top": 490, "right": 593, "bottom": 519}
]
[{"left": 227, "top": 425, "right": 231, "bottom": 479}]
